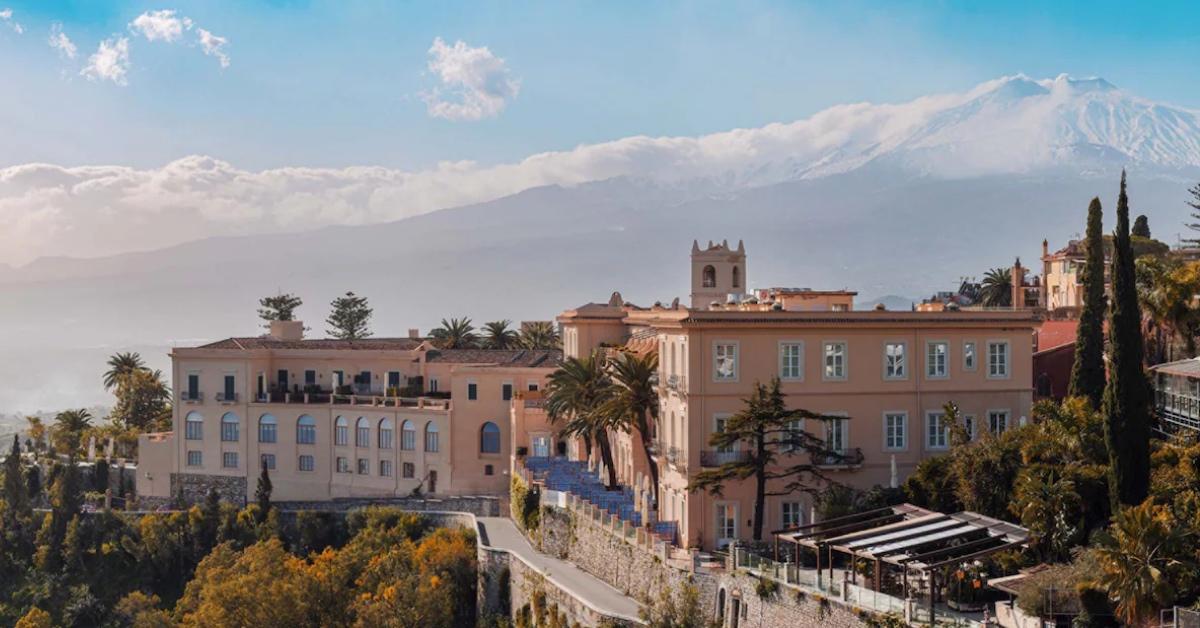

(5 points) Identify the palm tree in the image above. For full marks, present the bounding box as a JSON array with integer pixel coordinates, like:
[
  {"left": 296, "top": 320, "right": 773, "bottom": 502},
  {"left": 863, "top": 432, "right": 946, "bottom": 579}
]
[
  {"left": 979, "top": 268, "right": 1012, "bottom": 307},
  {"left": 103, "top": 352, "right": 146, "bottom": 390},
  {"left": 1097, "top": 501, "right": 1194, "bottom": 626},
  {"left": 53, "top": 409, "right": 94, "bottom": 455},
  {"left": 429, "top": 317, "right": 479, "bottom": 349},
  {"left": 519, "top": 321, "right": 561, "bottom": 350},
  {"left": 1012, "top": 470, "right": 1080, "bottom": 562},
  {"left": 544, "top": 351, "right": 619, "bottom": 489},
  {"left": 482, "top": 320, "right": 520, "bottom": 350},
  {"left": 601, "top": 352, "right": 661, "bottom": 512},
  {"left": 1136, "top": 256, "right": 1200, "bottom": 362}
]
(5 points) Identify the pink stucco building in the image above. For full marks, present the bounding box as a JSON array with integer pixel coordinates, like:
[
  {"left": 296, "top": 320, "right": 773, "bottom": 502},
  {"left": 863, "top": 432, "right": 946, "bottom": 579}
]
[{"left": 554, "top": 241, "right": 1037, "bottom": 550}]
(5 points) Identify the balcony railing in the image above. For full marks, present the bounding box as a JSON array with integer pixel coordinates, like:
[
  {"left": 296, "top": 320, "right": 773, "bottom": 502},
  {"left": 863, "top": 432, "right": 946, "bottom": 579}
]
[
  {"left": 814, "top": 447, "right": 865, "bottom": 468},
  {"left": 663, "top": 374, "right": 688, "bottom": 394},
  {"left": 1157, "top": 390, "right": 1200, "bottom": 431},
  {"left": 246, "top": 390, "right": 451, "bottom": 410},
  {"left": 180, "top": 391, "right": 202, "bottom": 403},
  {"left": 700, "top": 450, "right": 750, "bottom": 467},
  {"left": 216, "top": 392, "right": 238, "bottom": 403}
]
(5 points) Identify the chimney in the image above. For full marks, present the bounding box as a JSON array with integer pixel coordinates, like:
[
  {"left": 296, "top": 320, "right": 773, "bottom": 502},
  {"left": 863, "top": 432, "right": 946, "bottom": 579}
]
[
  {"left": 408, "top": 328, "right": 420, "bottom": 340},
  {"left": 269, "top": 320, "right": 304, "bottom": 341}
]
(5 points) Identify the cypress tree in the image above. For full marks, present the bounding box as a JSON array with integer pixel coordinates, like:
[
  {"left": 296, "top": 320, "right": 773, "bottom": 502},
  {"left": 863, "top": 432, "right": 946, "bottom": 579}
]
[
  {"left": 255, "top": 460, "right": 272, "bottom": 523},
  {"left": 1102, "top": 171, "right": 1152, "bottom": 509},
  {"left": 3, "top": 434, "right": 30, "bottom": 520},
  {"left": 1069, "top": 198, "right": 1108, "bottom": 408}
]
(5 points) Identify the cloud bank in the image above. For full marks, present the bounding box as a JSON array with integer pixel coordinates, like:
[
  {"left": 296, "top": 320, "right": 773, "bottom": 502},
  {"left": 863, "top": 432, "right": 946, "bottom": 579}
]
[
  {"left": 2, "top": 75, "right": 1199, "bottom": 267},
  {"left": 422, "top": 37, "right": 519, "bottom": 121}
]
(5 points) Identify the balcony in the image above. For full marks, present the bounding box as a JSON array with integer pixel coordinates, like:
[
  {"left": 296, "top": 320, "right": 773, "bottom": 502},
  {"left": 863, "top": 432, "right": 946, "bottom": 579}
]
[
  {"left": 1157, "top": 390, "right": 1200, "bottom": 431},
  {"left": 662, "top": 374, "right": 688, "bottom": 395},
  {"left": 814, "top": 447, "right": 865, "bottom": 469},
  {"left": 180, "top": 390, "right": 202, "bottom": 404},
  {"left": 700, "top": 450, "right": 750, "bottom": 467},
  {"left": 248, "top": 389, "right": 451, "bottom": 410},
  {"left": 215, "top": 392, "right": 239, "bottom": 404}
]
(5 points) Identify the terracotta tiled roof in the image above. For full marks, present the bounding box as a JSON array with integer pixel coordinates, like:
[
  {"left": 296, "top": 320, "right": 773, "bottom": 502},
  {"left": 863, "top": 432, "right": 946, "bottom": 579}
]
[
  {"left": 425, "top": 349, "right": 562, "bottom": 367},
  {"left": 1036, "top": 320, "right": 1078, "bottom": 351},
  {"left": 196, "top": 337, "right": 425, "bottom": 351}
]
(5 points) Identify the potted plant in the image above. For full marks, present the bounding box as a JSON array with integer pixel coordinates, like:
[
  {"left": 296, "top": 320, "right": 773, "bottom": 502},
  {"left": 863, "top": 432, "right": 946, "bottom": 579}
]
[{"left": 944, "top": 560, "right": 989, "bottom": 612}]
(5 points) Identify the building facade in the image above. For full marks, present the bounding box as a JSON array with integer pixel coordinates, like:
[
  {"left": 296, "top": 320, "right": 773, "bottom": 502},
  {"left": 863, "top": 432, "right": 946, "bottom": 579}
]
[
  {"left": 137, "top": 321, "right": 559, "bottom": 503},
  {"left": 557, "top": 241, "right": 1038, "bottom": 550}
]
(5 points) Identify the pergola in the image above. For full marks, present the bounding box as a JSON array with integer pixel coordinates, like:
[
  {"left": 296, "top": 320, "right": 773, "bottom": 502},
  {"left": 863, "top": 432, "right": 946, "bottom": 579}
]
[{"left": 772, "top": 504, "right": 1029, "bottom": 623}]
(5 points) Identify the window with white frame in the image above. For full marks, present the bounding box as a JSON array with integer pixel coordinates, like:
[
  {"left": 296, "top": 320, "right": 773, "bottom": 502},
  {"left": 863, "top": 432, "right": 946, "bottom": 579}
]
[
  {"left": 403, "top": 462, "right": 415, "bottom": 479},
  {"left": 884, "top": 343, "right": 906, "bottom": 379},
  {"left": 884, "top": 412, "right": 907, "bottom": 450},
  {"left": 926, "top": 342, "right": 948, "bottom": 378},
  {"left": 963, "top": 342, "right": 977, "bottom": 371},
  {"left": 824, "top": 342, "right": 847, "bottom": 380},
  {"left": 357, "top": 458, "right": 369, "bottom": 475},
  {"left": 299, "top": 455, "right": 315, "bottom": 472},
  {"left": 186, "top": 450, "right": 202, "bottom": 467},
  {"left": 714, "top": 343, "right": 738, "bottom": 381},
  {"left": 779, "top": 342, "right": 803, "bottom": 380},
  {"left": 926, "top": 412, "right": 949, "bottom": 449},
  {"left": 355, "top": 417, "right": 370, "bottom": 448},
  {"left": 380, "top": 460, "right": 393, "bottom": 477},
  {"left": 335, "top": 416, "right": 349, "bottom": 446},
  {"left": 781, "top": 501, "right": 804, "bottom": 529},
  {"left": 988, "top": 341, "right": 1010, "bottom": 378},
  {"left": 185, "top": 412, "right": 203, "bottom": 440},
  {"left": 425, "top": 422, "right": 440, "bottom": 452},
  {"left": 783, "top": 418, "right": 804, "bottom": 452},
  {"left": 402, "top": 420, "right": 417, "bottom": 450},
  {"left": 222, "top": 452, "right": 238, "bottom": 469},
  {"left": 715, "top": 415, "right": 733, "bottom": 453},
  {"left": 826, "top": 418, "right": 848, "bottom": 453},
  {"left": 716, "top": 503, "right": 737, "bottom": 544},
  {"left": 336, "top": 456, "right": 349, "bottom": 473},
  {"left": 989, "top": 410, "right": 1010, "bottom": 434}
]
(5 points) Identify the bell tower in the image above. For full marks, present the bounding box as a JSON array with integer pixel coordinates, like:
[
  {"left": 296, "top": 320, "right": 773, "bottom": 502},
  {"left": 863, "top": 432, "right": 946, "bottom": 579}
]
[{"left": 690, "top": 239, "right": 747, "bottom": 308}]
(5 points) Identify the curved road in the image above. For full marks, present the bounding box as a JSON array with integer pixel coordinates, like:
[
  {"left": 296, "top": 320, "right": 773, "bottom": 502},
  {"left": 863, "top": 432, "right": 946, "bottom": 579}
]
[{"left": 477, "top": 516, "right": 643, "bottom": 624}]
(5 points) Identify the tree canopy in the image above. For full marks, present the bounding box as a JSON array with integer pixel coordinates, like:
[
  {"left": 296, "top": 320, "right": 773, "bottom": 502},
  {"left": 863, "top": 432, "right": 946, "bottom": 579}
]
[{"left": 325, "top": 291, "right": 373, "bottom": 340}]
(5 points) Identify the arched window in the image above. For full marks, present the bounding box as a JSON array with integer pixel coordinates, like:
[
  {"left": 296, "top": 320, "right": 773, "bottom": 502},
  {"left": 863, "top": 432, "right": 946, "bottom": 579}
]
[
  {"left": 425, "top": 422, "right": 440, "bottom": 453},
  {"left": 732, "top": 265, "right": 740, "bottom": 288},
  {"left": 335, "top": 416, "right": 349, "bottom": 446},
  {"left": 401, "top": 420, "right": 416, "bottom": 451},
  {"left": 258, "top": 414, "right": 277, "bottom": 443},
  {"left": 297, "top": 415, "right": 316, "bottom": 445},
  {"left": 702, "top": 265, "right": 716, "bottom": 288},
  {"left": 378, "top": 418, "right": 394, "bottom": 449},
  {"left": 220, "top": 412, "right": 239, "bottom": 442},
  {"left": 480, "top": 421, "right": 501, "bottom": 454},
  {"left": 185, "top": 411, "right": 203, "bottom": 440},
  {"left": 355, "top": 417, "right": 370, "bottom": 448}
]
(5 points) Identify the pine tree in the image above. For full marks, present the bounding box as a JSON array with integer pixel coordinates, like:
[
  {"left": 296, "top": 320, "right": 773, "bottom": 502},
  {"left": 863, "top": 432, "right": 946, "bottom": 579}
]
[
  {"left": 255, "top": 460, "right": 272, "bottom": 524},
  {"left": 1103, "top": 171, "right": 1152, "bottom": 509},
  {"left": 325, "top": 291, "right": 373, "bottom": 340},
  {"left": 257, "top": 293, "right": 303, "bottom": 327},
  {"left": 1069, "top": 197, "right": 1108, "bottom": 409},
  {"left": 1132, "top": 214, "right": 1151, "bottom": 238}
]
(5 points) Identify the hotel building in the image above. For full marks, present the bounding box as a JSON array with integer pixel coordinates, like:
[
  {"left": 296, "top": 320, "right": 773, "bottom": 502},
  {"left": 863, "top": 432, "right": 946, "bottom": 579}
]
[
  {"left": 137, "top": 323, "right": 560, "bottom": 503},
  {"left": 554, "top": 241, "right": 1037, "bottom": 550}
]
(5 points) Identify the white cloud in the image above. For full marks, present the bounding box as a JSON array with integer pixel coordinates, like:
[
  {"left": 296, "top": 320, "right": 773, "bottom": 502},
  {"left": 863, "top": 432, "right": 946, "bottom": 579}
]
[
  {"left": 422, "top": 37, "right": 519, "bottom": 121},
  {"left": 197, "top": 28, "right": 229, "bottom": 68},
  {"left": 81, "top": 36, "right": 131, "bottom": 85},
  {"left": 0, "top": 7, "right": 23, "bottom": 34},
  {"left": 129, "top": 9, "right": 190, "bottom": 42},
  {"left": 47, "top": 24, "right": 77, "bottom": 60}
]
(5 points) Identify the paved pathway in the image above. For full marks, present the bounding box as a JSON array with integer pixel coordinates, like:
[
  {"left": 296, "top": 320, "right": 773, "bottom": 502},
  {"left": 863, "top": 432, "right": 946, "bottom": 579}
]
[{"left": 477, "top": 516, "right": 643, "bottom": 623}]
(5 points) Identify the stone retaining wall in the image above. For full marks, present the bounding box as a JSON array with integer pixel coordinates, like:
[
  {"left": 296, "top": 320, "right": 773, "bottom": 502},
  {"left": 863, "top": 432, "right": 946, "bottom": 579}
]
[
  {"left": 274, "top": 496, "right": 500, "bottom": 516},
  {"left": 169, "top": 473, "right": 247, "bottom": 504}
]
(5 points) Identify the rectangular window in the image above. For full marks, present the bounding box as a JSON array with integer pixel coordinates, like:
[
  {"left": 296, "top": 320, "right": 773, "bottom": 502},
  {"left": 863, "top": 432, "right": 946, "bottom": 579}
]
[
  {"left": 823, "top": 342, "right": 847, "bottom": 380},
  {"left": 332, "top": 370, "right": 345, "bottom": 388},
  {"left": 926, "top": 412, "right": 949, "bottom": 450},
  {"left": 429, "top": 378, "right": 439, "bottom": 393},
  {"left": 186, "top": 450, "right": 202, "bottom": 467},
  {"left": 826, "top": 418, "right": 848, "bottom": 453},
  {"left": 963, "top": 415, "right": 976, "bottom": 442},
  {"left": 379, "top": 426, "right": 393, "bottom": 450},
  {"left": 387, "top": 371, "right": 401, "bottom": 390},
  {"left": 335, "top": 422, "right": 349, "bottom": 446},
  {"left": 401, "top": 426, "right": 416, "bottom": 451},
  {"left": 963, "top": 342, "right": 977, "bottom": 371},
  {"left": 468, "top": 382, "right": 478, "bottom": 400},
  {"left": 380, "top": 460, "right": 393, "bottom": 477},
  {"left": 223, "top": 375, "right": 235, "bottom": 401},
  {"left": 402, "top": 462, "right": 415, "bottom": 479},
  {"left": 781, "top": 502, "right": 803, "bottom": 529},
  {"left": 425, "top": 429, "right": 439, "bottom": 453},
  {"left": 259, "top": 421, "right": 277, "bottom": 444},
  {"left": 527, "top": 382, "right": 539, "bottom": 391},
  {"left": 926, "top": 342, "right": 948, "bottom": 378},
  {"left": 185, "top": 419, "right": 203, "bottom": 441},
  {"left": 884, "top": 343, "right": 906, "bottom": 379},
  {"left": 260, "top": 453, "right": 275, "bottom": 470},
  {"left": 222, "top": 452, "right": 238, "bottom": 469},
  {"left": 716, "top": 504, "right": 737, "bottom": 543},
  {"left": 989, "top": 410, "right": 1010, "bottom": 434},
  {"left": 884, "top": 413, "right": 907, "bottom": 450},
  {"left": 277, "top": 369, "right": 289, "bottom": 391},
  {"left": 299, "top": 455, "right": 315, "bottom": 472},
  {"left": 783, "top": 418, "right": 804, "bottom": 452},
  {"left": 357, "top": 458, "right": 369, "bottom": 475},
  {"left": 305, "top": 369, "right": 317, "bottom": 386},
  {"left": 779, "top": 342, "right": 804, "bottom": 380},
  {"left": 714, "top": 343, "right": 738, "bottom": 381},
  {"left": 336, "top": 456, "right": 349, "bottom": 473},
  {"left": 484, "top": 464, "right": 494, "bottom": 476},
  {"left": 502, "top": 383, "right": 513, "bottom": 401},
  {"left": 715, "top": 415, "right": 733, "bottom": 453},
  {"left": 297, "top": 421, "right": 316, "bottom": 445},
  {"left": 187, "top": 374, "right": 200, "bottom": 400},
  {"left": 988, "top": 342, "right": 1010, "bottom": 378}
]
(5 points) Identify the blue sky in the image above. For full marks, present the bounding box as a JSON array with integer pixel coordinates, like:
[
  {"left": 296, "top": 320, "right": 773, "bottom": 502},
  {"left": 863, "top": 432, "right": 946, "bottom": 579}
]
[{"left": 1, "top": 0, "right": 1198, "bottom": 170}]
